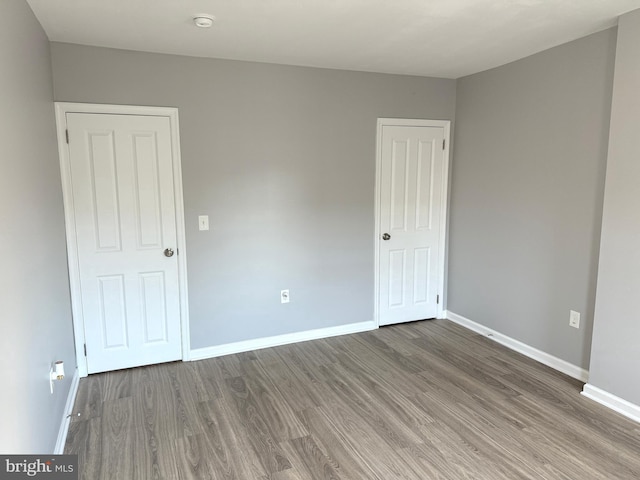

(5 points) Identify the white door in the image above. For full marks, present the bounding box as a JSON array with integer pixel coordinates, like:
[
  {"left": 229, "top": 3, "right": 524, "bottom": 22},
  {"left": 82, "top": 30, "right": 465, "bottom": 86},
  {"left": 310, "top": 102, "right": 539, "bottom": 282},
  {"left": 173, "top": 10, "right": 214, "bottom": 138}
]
[
  {"left": 378, "top": 123, "right": 447, "bottom": 326},
  {"left": 66, "top": 112, "right": 182, "bottom": 374}
]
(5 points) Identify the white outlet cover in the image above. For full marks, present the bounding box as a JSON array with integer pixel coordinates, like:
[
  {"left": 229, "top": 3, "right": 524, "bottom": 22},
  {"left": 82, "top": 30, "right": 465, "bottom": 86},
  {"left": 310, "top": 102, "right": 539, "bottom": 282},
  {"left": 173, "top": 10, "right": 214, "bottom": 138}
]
[{"left": 281, "top": 289, "right": 290, "bottom": 304}]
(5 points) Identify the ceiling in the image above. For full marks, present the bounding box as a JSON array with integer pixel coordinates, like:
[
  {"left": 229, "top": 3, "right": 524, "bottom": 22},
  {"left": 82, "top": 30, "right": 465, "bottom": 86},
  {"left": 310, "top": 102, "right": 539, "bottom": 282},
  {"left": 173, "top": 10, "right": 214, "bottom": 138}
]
[{"left": 27, "top": 0, "right": 640, "bottom": 79}]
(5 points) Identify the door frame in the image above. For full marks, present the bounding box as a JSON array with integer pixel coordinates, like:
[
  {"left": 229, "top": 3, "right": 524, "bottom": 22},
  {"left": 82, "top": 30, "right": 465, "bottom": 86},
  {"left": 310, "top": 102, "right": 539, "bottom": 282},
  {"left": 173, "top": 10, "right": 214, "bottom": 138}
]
[
  {"left": 374, "top": 118, "right": 451, "bottom": 327},
  {"left": 55, "top": 102, "right": 191, "bottom": 377}
]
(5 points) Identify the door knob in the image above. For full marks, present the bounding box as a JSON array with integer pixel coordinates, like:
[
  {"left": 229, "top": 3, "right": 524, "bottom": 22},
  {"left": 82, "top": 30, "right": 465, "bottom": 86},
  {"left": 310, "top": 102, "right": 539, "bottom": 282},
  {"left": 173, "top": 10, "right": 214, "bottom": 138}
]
[
  {"left": 164, "top": 248, "right": 174, "bottom": 257},
  {"left": 382, "top": 233, "right": 391, "bottom": 241}
]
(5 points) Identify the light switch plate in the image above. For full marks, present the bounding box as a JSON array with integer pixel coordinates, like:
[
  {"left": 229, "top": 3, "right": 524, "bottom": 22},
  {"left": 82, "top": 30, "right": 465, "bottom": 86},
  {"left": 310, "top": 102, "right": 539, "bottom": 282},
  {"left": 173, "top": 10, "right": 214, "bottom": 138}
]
[
  {"left": 198, "top": 215, "right": 209, "bottom": 231},
  {"left": 569, "top": 310, "right": 580, "bottom": 329}
]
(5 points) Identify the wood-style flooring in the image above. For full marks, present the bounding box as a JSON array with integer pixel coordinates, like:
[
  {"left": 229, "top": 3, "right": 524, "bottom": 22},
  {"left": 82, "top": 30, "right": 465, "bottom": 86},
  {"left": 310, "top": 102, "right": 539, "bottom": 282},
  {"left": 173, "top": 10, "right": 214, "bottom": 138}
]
[{"left": 65, "top": 320, "right": 640, "bottom": 479}]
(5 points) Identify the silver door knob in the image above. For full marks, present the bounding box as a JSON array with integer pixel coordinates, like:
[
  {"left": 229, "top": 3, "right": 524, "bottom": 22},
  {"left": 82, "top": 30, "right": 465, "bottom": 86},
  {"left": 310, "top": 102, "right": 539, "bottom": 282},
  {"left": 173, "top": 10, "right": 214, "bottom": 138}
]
[
  {"left": 382, "top": 233, "right": 391, "bottom": 241},
  {"left": 164, "top": 248, "right": 174, "bottom": 257}
]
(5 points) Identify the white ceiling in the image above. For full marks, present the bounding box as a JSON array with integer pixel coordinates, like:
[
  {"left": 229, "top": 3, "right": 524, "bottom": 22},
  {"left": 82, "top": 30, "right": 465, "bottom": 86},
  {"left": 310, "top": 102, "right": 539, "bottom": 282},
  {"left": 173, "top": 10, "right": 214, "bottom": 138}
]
[{"left": 27, "top": 0, "right": 640, "bottom": 79}]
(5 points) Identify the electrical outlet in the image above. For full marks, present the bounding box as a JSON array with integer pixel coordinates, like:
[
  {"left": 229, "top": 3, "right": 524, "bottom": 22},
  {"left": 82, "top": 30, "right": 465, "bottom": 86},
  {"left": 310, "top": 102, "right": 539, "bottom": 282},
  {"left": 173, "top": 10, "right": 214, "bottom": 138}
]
[
  {"left": 281, "top": 289, "right": 290, "bottom": 304},
  {"left": 569, "top": 310, "right": 580, "bottom": 329}
]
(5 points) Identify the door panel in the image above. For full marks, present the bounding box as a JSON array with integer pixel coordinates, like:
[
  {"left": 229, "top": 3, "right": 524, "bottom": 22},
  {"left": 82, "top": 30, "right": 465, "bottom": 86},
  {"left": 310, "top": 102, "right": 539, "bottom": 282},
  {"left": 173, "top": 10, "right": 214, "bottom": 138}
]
[
  {"left": 390, "top": 140, "right": 409, "bottom": 231},
  {"left": 97, "top": 274, "right": 128, "bottom": 349},
  {"left": 132, "top": 132, "right": 163, "bottom": 248},
  {"left": 89, "top": 131, "right": 121, "bottom": 251},
  {"left": 139, "top": 271, "right": 168, "bottom": 344},
  {"left": 416, "top": 141, "right": 435, "bottom": 229},
  {"left": 388, "top": 249, "right": 406, "bottom": 308},
  {"left": 379, "top": 125, "right": 445, "bottom": 326},
  {"left": 413, "top": 247, "right": 430, "bottom": 304},
  {"left": 67, "top": 113, "right": 182, "bottom": 373}
]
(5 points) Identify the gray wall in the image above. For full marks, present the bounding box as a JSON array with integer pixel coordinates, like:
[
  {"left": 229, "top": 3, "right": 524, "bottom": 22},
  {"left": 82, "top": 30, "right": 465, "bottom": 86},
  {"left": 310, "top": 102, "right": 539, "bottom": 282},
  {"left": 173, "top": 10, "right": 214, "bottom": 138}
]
[
  {"left": 0, "top": 0, "right": 76, "bottom": 453},
  {"left": 588, "top": 10, "right": 640, "bottom": 405},
  {"left": 50, "top": 43, "right": 456, "bottom": 349},
  {"left": 448, "top": 29, "right": 616, "bottom": 369}
]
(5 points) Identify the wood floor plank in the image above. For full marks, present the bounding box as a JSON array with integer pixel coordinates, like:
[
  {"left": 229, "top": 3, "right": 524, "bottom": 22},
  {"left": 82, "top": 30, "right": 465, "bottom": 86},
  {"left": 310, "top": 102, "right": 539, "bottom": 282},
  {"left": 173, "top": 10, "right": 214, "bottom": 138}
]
[
  {"left": 275, "top": 345, "right": 327, "bottom": 384},
  {"left": 326, "top": 364, "right": 436, "bottom": 433},
  {"left": 319, "top": 362, "right": 424, "bottom": 449},
  {"left": 66, "top": 319, "right": 640, "bottom": 480},
  {"left": 195, "top": 400, "right": 266, "bottom": 479},
  {"left": 178, "top": 361, "right": 215, "bottom": 404},
  {"left": 131, "top": 366, "right": 180, "bottom": 480},
  {"left": 207, "top": 355, "right": 248, "bottom": 382},
  {"left": 296, "top": 407, "right": 381, "bottom": 480},
  {"left": 511, "top": 394, "right": 640, "bottom": 478},
  {"left": 190, "top": 360, "right": 225, "bottom": 401},
  {"left": 313, "top": 404, "right": 424, "bottom": 479},
  {"left": 64, "top": 417, "right": 102, "bottom": 479},
  {"left": 252, "top": 349, "right": 294, "bottom": 381},
  {"left": 287, "top": 340, "right": 338, "bottom": 367},
  {"left": 415, "top": 356, "right": 523, "bottom": 414},
  {"left": 234, "top": 359, "right": 309, "bottom": 441},
  {"left": 71, "top": 374, "right": 103, "bottom": 419},
  {"left": 411, "top": 420, "right": 521, "bottom": 480},
  {"left": 99, "top": 397, "right": 135, "bottom": 480},
  {"left": 253, "top": 349, "right": 335, "bottom": 413},
  {"left": 281, "top": 435, "right": 342, "bottom": 480},
  {"left": 354, "top": 331, "right": 427, "bottom": 374},
  {"left": 410, "top": 333, "right": 516, "bottom": 378},
  {"left": 410, "top": 392, "right": 547, "bottom": 480},
  {"left": 223, "top": 375, "right": 293, "bottom": 475},
  {"left": 101, "top": 368, "right": 133, "bottom": 402},
  {"left": 174, "top": 433, "right": 218, "bottom": 480},
  {"left": 167, "top": 364, "right": 205, "bottom": 438},
  {"left": 333, "top": 349, "right": 431, "bottom": 398}
]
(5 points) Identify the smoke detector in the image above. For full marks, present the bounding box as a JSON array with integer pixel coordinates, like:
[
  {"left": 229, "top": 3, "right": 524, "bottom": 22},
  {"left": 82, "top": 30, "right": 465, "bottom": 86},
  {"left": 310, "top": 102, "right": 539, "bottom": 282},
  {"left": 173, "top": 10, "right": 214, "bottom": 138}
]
[{"left": 193, "top": 14, "right": 215, "bottom": 28}]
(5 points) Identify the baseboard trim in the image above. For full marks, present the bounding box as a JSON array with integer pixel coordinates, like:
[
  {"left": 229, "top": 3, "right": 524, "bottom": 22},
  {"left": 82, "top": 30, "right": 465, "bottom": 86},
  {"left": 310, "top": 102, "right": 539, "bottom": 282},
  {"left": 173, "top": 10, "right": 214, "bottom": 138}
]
[
  {"left": 54, "top": 369, "right": 80, "bottom": 454},
  {"left": 189, "top": 321, "right": 377, "bottom": 361},
  {"left": 581, "top": 384, "right": 640, "bottom": 424},
  {"left": 445, "top": 311, "right": 589, "bottom": 382}
]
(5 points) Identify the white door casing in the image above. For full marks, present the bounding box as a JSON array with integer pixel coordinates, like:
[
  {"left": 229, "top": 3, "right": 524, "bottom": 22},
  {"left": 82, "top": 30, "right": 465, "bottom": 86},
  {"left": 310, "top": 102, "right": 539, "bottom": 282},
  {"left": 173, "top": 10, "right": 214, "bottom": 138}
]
[
  {"left": 55, "top": 103, "right": 190, "bottom": 376},
  {"left": 375, "top": 119, "right": 450, "bottom": 326}
]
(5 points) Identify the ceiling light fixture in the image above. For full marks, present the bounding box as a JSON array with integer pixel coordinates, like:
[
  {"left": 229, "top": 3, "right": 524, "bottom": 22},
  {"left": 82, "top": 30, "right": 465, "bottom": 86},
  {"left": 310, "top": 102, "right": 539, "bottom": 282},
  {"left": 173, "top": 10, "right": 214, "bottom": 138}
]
[{"left": 193, "top": 14, "right": 215, "bottom": 28}]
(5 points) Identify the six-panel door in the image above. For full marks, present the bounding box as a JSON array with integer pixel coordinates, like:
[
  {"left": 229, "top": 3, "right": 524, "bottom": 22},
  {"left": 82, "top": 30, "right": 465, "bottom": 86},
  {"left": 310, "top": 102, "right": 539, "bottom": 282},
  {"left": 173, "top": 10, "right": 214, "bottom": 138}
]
[
  {"left": 66, "top": 113, "right": 182, "bottom": 373},
  {"left": 379, "top": 125, "right": 445, "bottom": 326}
]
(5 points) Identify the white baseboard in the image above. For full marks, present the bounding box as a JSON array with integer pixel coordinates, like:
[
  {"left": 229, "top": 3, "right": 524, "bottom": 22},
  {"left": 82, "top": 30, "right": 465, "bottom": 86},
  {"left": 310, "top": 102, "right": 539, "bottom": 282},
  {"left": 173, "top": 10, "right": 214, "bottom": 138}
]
[
  {"left": 445, "top": 311, "right": 589, "bottom": 382},
  {"left": 190, "top": 321, "right": 377, "bottom": 361},
  {"left": 54, "top": 369, "right": 80, "bottom": 454},
  {"left": 582, "top": 384, "right": 640, "bottom": 424}
]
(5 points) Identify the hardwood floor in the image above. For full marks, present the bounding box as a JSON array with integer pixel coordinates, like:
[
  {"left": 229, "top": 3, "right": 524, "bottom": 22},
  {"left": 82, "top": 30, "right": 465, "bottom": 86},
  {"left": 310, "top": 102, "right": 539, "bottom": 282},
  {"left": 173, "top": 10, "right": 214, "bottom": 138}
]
[{"left": 65, "top": 320, "right": 640, "bottom": 479}]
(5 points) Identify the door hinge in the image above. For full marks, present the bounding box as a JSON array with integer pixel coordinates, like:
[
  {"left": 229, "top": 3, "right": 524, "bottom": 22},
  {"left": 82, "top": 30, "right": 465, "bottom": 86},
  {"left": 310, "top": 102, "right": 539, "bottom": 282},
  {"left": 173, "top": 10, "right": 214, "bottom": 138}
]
[
  {"left": 65, "top": 129, "right": 69, "bottom": 144},
  {"left": 437, "top": 294, "right": 440, "bottom": 304},
  {"left": 442, "top": 139, "right": 445, "bottom": 150},
  {"left": 83, "top": 343, "right": 87, "bottom": 356}
]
